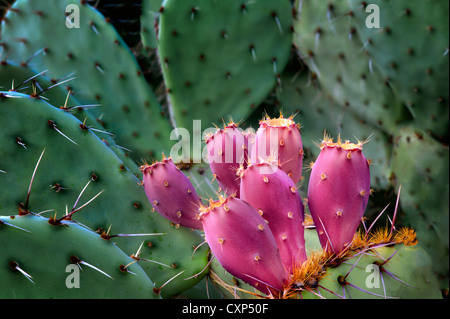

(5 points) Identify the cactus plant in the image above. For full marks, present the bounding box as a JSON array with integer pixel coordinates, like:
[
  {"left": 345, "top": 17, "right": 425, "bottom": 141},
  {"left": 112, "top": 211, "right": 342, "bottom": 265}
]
[{"left": 0, "top": 0, "right": 447, "bottom": 300}]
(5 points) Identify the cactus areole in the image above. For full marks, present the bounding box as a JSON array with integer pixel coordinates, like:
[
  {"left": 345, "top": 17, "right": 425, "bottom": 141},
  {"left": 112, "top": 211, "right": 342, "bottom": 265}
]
[{"left": 307, "top": 137, "right": 371, "bottom": 253}]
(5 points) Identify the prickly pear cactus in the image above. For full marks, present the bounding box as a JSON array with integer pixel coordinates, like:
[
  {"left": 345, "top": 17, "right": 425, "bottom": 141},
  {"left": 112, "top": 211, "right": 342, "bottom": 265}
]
[{"left": 0, "top": 0, "right": 447, "bottom": 300}]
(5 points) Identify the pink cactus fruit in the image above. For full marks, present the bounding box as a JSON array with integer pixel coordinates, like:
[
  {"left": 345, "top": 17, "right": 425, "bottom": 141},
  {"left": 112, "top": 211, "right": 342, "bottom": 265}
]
[
  {"left": 239, "top": 161, "right": 307, "bottom": 273},
  {"left": 199, "top": 195, "right": 287, "bottom": 295},
  {"left": 140, "top": 157, "right": 203, "bottom": 229},
  {"left": 249, "top": 114, "right": 304, "bottom": 184},
  {"left": 307, "top": 136, "right": 371, "bottom": 253},
  {"left": 205, "top": 122, "right": 248, "bottom": 197}
]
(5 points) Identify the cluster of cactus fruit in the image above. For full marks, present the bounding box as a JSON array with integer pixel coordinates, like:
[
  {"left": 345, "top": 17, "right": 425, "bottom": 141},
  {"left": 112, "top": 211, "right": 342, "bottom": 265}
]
[
  {"left": 140, "top": 116, "right": 441, "bottom": 298},
  {"left": 0, "top": 0, "right": 447, "bottom": 299}
]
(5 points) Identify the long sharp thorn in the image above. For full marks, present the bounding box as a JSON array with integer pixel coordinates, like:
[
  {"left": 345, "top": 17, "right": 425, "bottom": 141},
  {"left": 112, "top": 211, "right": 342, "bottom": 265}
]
[
  {"left": 14, "top": 69, "right": 48, "bottom": 91},
  {"left": 134, "top": 241, "right": 145, "bottom": 258},
  {"left": 50, "top": 123, "right": 78, "bottom": 145},
  {"left": 139, "top": 258, "right": 172, "bottom": 269},
  {"left": 365, "top": 203, "right": 390, "bottom": 240},
  {"left": 68, "top": 104, "right": 102, "bottom": 111},
  {"left": 16, "top": 266, "right": 35, "bottom": 284},
  {"left": 273, "top": 15, "right": 283, "bottom": 34},
  {"left": 79, "top": 260, "right": 114, "bottom": 280},
  {"left": 317, "top": 216, "right": 335, "bottom": 253},
  {"left": 157, "top": 270, "right": 185, "bottom": 291},
  {"left": 10, "top": 261, "right": 34, "bottom": 284},
  {"left": 242, "top": 274, "right": 277, "bottom": 291},
  {"left": 89, "top": 127, "right": 114, "bottom": 136},
  {"left": 304, "top": 287, "right": 325, "bottom": 299},
  {"left": 183, "top": 256, "right": 214, "bottom": 281},
  {"left": 62, "top": 90, "right": 71, "bottom": 110},
  {"left": 345, "top": 281, "right": 398, "bottom": 299},
  {"left": 129, "top": 244, "right": 172, "bottom": 271},
  {"left": 317, "top": 284, "right": 345, "bottom": 299},
  {"left": 25, "top": 149, "right": 46, "bottom": 213},
  {"left": 112, "top": 232, "right": 165, "bottom": 238},
  {"left": 380, "top": 271, "right": 387, "bottom": 299},
  {"left": 389, "top": 185, "right": 401, "bottom": 237},
  {"left": 114, "top": 144, "right": 133, "bottom": 153},
  {"left": 192, "top": 240, "right": 207, "bottom": 257},
  {"left": 70, "top": 190, "right": 104, "bottom": 216},
  {"left": 0, "top": 220, "right": 31, "bottom": 233},
  {"left": 381, "top": 268, "right": 416, "bottom": 289},
  {"left": 23, "top": 47, "right": 45, "bottom": 66},
  {"left": 344, "top": 253, "right": 364, "bottom": 280},
  {"left": 72, "top": 180, "right": 91, "bottom": 212},
  {"left": 379, "top": 250, "right": 398, "bottom": 266},
  {"left": 35, "top": 209, "right": 55, "bottom": 217},
  {"left": 123, "top": 260, "right": 138, "bottom": 271},
  {"left": 37, "top": 77, "right": 76, "bottom": 96}
]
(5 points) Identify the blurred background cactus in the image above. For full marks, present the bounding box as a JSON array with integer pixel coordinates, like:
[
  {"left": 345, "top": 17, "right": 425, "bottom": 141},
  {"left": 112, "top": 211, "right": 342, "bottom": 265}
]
[{"left": 0, "top": 0, "right": 448, "bottom": 299}]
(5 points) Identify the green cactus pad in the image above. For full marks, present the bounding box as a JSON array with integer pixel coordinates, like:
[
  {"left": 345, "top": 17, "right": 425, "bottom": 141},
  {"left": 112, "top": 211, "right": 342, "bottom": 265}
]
[
  {"left": 157, "top": 0, "right": 293, "bottom": 131},
  {"left": 0, "top": 0, "right": 173, "bottom": 161},
  {"left": 0, "top": 214, "right": 159, "bottom": 299},
  {"left": 293, "top": 0, "right": 410, "bottom": 133},
  {"left": 390, "top": 127, "right": 449, "bottom": 288},
  {"left": 0, "top": 91, "right": 209, "bottom": 298},
  {"left": 348, "top": 0, "right": 449, "bottom": 141},
  {"left": 0, "top": 61, "right": 140, "bottom": 174},
  {"left": 141, "top": 0, "right": 163, "bottom": 50}
]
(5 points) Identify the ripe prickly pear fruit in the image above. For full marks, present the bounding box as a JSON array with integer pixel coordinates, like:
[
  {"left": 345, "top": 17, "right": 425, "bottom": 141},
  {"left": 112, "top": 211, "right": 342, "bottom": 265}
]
[
  {"left": 199, "top": 195, "right": 287, "bottom": 295},
  {"left": 307, "top": 136, "right": 371, "bottom": 253},
  {"left": 140, "top": 157, "right": 203, "bottom": 229},
  {"left": 205, "top": 122, "right": 248, "bottom": 197},
  {"left": 249, "top": 114, "right": 303, "bottom": 184},
  {"left": 239, "top": 161, "right": 307, "bottom": 273}
]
